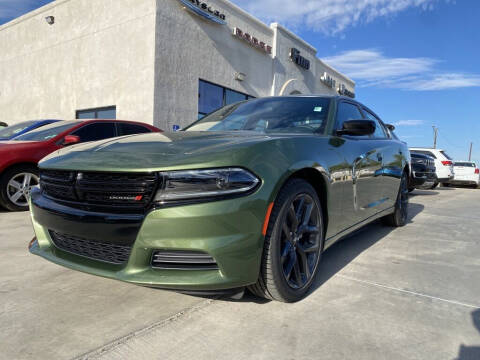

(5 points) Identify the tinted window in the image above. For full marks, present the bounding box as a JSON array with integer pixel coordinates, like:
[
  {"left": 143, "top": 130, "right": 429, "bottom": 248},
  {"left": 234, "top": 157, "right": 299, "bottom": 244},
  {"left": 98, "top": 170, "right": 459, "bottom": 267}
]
[
  {"left": 0, "top": 120, "right": 37, "bottom": 138},
  {"left": 412, "top": 150, "right": 437, "bottom": 159},
  {"left": 454, "top": 162, "right": 475, "bottom": 167},
  {"left": 76, "top": 106, "right": 116, "bottom": 120},
  {"left": 118, "top": 123, "right": 151, "bottom": 136},
  {"left": 198, "top": 80, "right": 253, "bottom": 118},
  {"left": 72, "top": 123, "right": 116, "bottom": 142},
  {"left": 336, "top": 102, "right": 363, "bottom": 129},
  {"left": 199, "top": 81, "right": 224, "bottom": 115},
  {"left": 13, "top": 121, "right": 81, "bottom": 141},
  {"left": 363, "top": 109, "right": 387, "bottom": 139},
  {"left": 186, "top": 97, "right": 330, "bottom": 134},
  {"left": 225, "top": 89, "right": 247, "bottom": 105},
  {"left": 440, "top": 150, "right": 452, "bottom": 160},
  {"left": 77, "top": 111, "right": 95, "bottom": 119}
]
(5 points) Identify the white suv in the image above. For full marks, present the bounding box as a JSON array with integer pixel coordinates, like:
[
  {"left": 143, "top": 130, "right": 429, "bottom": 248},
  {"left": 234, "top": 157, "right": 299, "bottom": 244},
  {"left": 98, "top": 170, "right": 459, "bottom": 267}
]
[
  {"left": 409, "top": 148, "right": 454, "bottom": 188},
  {"left": 451, "top": 161, "right": 479, "bottom": 188}
]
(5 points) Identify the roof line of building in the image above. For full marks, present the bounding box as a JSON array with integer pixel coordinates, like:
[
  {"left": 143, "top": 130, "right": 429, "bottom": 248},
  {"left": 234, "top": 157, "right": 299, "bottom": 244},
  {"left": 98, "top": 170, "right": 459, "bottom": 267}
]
[
  {"left": 270, "top": 23, "right": 317, "bottom": 53},
  {"left": 0, "top": 0, "right": 73, "bottom": 32},
  {"left": 215, "top": 0, "right": 273, "bottom": 34},
  {"left": 317, "top": 58, "right": 356, "bottom": 85}
]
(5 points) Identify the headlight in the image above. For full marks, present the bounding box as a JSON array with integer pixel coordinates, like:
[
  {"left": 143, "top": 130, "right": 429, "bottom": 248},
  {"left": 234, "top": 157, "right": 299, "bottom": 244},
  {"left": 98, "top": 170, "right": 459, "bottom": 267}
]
[{"left": 154, "top": 168, "right": 260, "bottom": 203}]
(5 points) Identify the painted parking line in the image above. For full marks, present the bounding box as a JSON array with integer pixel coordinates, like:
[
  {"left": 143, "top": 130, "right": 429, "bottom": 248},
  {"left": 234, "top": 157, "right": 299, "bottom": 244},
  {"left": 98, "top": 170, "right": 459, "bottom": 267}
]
[{"left": 337, "top": 274, "right": 480, "bottom": 309}]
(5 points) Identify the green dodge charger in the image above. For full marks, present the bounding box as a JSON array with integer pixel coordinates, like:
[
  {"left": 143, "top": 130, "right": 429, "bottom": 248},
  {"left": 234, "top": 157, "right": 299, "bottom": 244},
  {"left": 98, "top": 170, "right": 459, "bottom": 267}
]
[{"left": 29, "top": 96, "right": 410, "bottom": 302}]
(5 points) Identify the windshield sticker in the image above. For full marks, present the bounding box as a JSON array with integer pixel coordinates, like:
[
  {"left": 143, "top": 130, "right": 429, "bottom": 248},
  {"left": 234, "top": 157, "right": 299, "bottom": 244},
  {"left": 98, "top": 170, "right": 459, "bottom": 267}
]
[{"left": 314, "top": 107, "right": 323, "bottom": 112}]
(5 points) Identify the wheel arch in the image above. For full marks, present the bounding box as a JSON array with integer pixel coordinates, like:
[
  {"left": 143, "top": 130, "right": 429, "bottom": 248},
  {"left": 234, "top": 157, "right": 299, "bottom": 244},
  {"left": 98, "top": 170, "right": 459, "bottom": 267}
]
[
  {"left": 0, "top": 162, "right": 39, "bottom": 180},
  {"left": 275, "top": 167, "right": 329, "bottom": 237}
]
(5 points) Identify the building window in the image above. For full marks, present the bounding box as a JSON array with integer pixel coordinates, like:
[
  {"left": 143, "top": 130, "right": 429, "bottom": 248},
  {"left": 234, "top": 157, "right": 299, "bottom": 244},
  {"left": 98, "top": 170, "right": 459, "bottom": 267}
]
[
  {"left": 198, "top": 80, "right": 254, "bottom": 118},
  {"left": 76, "top": 106, "right": 116, "bottom": 119}
]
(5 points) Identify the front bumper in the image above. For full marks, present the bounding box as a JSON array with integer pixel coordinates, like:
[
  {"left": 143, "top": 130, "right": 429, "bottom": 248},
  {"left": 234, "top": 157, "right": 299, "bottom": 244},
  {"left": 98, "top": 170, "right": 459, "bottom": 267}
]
[
  {"left": 411, "top": 171, "right": 437, "bottom": 186},
  {"left": 29, "top": 188, "right": 266, "bottom": 291},
  {"left": 448, "top": 178, "right": 479, "bottom": 186}
]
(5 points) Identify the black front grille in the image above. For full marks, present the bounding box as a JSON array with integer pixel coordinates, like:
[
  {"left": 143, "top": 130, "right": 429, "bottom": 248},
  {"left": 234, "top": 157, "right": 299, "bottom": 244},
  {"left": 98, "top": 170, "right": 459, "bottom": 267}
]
[
  {"left": 49, "top": 230, "right": 132, "bottom": 264},
  {"left": 151, "top": 250, "right": 219, "bottom": 270},
  {"left": 40, "top": 170, "right": 158, "bottom": 212}
]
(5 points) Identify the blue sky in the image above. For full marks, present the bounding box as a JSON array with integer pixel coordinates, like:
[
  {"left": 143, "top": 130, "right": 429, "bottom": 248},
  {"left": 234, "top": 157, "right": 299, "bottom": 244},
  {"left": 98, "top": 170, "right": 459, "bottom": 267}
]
[{"left": 1, "top": 0, "right": 478, "bottom": 162}]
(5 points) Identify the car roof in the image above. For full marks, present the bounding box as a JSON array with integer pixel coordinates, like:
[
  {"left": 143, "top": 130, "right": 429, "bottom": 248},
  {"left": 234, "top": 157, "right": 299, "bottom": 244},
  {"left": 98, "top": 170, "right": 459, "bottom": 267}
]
[{"left": 410, "top": 147, "right": 444, "bottom": 151}]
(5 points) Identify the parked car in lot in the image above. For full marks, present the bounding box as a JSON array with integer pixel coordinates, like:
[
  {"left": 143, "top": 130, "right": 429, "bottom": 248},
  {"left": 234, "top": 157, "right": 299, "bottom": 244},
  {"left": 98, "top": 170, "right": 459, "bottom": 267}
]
[
  {"left": 449, "top": 161, "right": 479, "bottom": 188},
  {"left": 0, "top": 119, "right": 59, "bottom": 141},
  {"left": 29, "top": 96, "right": 411, "bottom": 302},
  {"left": 0, "top": 122, "right": 7, "bottom": 128},
  {"left": 408, "top": 152, "right": 437, "bottom": 191},
  {"left": 409, "top": 147, "right": 454, "bottom": 188},
  {"left": 0, "top": 119, "right": 160, "bottom": 211}
]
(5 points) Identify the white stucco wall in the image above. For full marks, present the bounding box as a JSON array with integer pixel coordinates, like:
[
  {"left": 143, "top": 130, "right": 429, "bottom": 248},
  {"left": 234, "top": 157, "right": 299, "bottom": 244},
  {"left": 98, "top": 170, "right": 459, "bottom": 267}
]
[
  {"left": 0, "top": 0, "right": 355, "bottom": 130},
  {"left": 153, "top": 0, "right": 276, "bottom": 130},
  {"left": 0, "top": 0, "right": 157, "bottom": 123},
  {"left": 153, "top": 0, "right": 355, "bottom": 130}
]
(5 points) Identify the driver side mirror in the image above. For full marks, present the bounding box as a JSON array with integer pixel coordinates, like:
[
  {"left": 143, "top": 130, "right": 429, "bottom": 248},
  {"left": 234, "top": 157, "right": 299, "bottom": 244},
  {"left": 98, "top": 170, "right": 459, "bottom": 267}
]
[
  {"left": 385, "top": 124, "right": 395, "bottom": 131},
  {"left": 336, "top": 120, "right": 376, "bottom": 136},
  {"left": 62, "top": 135, "right": 80, "bottom": 146}
]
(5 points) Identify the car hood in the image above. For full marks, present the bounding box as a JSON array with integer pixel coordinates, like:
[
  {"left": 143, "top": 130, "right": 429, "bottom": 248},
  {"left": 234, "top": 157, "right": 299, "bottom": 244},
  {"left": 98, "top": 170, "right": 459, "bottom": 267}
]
[{"left": 39, "top": 131, "right": 296, "bottom": 172}]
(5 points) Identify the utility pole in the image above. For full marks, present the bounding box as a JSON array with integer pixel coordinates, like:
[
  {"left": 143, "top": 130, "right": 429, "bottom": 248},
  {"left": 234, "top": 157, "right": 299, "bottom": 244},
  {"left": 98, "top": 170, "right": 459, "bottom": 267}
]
[
  {"left": 468, "top": 142, "right": 473, "bottom": 161},
  {"left": 432, "top": 126, "right": 438, "bottom": 149}
]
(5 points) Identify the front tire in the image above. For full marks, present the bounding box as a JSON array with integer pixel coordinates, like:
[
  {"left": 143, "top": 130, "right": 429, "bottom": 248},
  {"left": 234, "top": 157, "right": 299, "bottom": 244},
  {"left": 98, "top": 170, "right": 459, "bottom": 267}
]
[
  {"left": 0, "top": 165, "right": 39, "bottom": 212},
  {"left": 249, "top": 179, "right": 324, "bottom": 302},
  {"left": 383, "top": 172, "right": 409, "bottom": 227}
]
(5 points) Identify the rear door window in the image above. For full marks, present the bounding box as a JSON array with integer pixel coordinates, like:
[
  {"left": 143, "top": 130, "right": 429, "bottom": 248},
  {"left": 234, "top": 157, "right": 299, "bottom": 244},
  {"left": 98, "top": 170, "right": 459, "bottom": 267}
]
[
  {"left": 72, "top": 123, "right": 116, "bottom": 142},
  {"left": 117, "top": 123, "right": 152, "bottom": 136},
  {"left": 440, "top": 151, "right": 452, "bottom": 160}
]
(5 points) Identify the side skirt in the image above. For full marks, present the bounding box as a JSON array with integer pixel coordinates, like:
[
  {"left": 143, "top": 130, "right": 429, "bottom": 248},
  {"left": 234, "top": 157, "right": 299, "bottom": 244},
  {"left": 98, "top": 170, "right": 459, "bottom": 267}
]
[{"left": 324, "top": 206, "right": 395, "bottom": 250}]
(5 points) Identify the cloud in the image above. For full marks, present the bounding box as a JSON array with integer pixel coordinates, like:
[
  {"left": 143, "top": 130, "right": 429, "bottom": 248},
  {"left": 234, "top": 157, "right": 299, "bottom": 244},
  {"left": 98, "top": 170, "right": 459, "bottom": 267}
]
[
  {"left": 394, "top": 120, "right": 425, "bottom": 126},
  {"left": 323, "top": 49, "right": 480, "bottom": 91},
  {"left": 323, "top": 50, "right": 435, "bottom": 82},
  {"left": 230, "top": 0, "right": 438, "bottom": 35}
]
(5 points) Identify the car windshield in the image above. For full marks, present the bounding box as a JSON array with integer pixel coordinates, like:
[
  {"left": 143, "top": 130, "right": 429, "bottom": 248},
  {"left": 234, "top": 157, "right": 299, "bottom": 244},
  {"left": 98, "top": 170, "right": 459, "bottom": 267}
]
[
  {"left": 13, "top": 121, "right": 81, "bottom": 142},
  {"left": 0, "top": 120, "right": 37, "bottom": 138},
  {"left": 185, "top": 97, "right": 331, "bottom": 134}
]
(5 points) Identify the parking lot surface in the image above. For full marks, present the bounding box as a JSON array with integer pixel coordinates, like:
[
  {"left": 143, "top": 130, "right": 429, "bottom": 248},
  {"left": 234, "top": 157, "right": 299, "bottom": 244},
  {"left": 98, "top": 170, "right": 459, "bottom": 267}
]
[{"left": 1, "top": 187, "right": 479, "bottom": 360}]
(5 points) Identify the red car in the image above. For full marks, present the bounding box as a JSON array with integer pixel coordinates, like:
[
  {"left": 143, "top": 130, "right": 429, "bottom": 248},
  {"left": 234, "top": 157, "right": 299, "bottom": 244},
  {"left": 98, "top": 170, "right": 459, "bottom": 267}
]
[{"left": 0, "top": 119, "right": 161, "bottom": 211}]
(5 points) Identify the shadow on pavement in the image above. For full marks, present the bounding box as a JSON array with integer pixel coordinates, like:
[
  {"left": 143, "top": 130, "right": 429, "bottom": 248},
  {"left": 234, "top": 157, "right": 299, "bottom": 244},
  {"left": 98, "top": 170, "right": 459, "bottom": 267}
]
[
  {"left": 455, "top": 309, "right": 480, "bottom": 360},
  {"left": 308, "top": 202, "right": 424, "bottom": 296}
]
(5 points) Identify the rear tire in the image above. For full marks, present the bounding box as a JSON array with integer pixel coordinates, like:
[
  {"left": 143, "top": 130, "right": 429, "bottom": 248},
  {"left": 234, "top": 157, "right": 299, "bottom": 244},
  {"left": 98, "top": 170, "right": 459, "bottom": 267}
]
[
  {"left": 0, "top": 165, "right": 39, "bottom": 212},
  {"left": 383, "top": 172, "right": 409, "bottom": 227},
  {"left": 248, "top": 178, "right": 324, "bottom": 303}
]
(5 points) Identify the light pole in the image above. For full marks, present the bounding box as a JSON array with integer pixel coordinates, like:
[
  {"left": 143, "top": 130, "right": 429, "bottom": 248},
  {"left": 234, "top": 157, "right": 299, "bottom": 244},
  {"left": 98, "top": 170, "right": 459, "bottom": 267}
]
[{"left": 432, "top": 126, "right": 438, "bottom": 149}]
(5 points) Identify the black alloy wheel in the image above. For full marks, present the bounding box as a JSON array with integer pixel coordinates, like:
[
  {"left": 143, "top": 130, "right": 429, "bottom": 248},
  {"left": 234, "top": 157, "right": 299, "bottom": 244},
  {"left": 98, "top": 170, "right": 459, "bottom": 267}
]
[
  {"left": 280, "top": 193, "right": 321, "bottom": 289},
  {"left": 383, "top": 171, "right": 409, "bottom": 227},
  {"left": 249, "top": 178, "right": 324, "bottom": 302}
]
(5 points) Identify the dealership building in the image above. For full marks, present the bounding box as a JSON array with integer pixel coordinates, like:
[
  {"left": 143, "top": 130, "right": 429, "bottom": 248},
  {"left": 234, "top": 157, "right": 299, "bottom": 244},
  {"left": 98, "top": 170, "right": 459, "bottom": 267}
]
[{"left": 0, "top": 0, "right": 355, "bottom": 130}]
